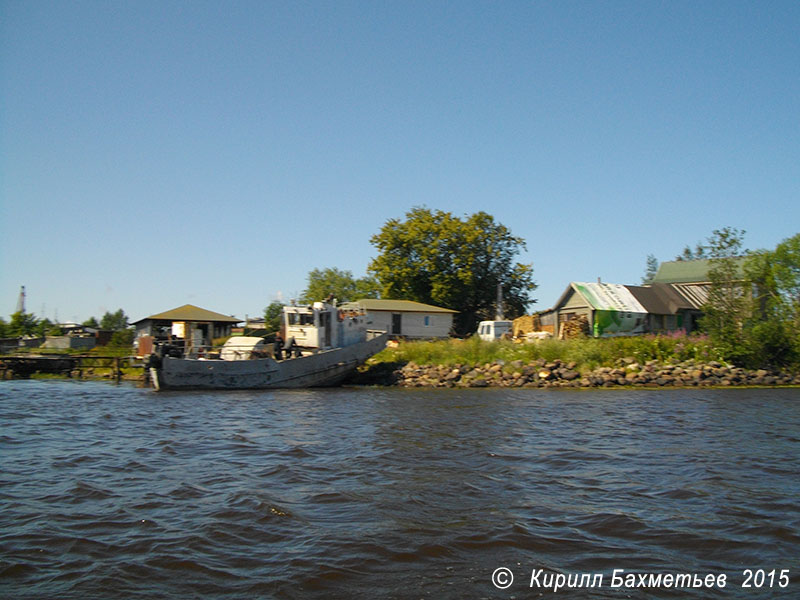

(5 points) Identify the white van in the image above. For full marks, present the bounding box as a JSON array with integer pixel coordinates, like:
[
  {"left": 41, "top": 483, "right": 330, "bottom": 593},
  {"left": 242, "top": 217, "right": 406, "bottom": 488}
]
[{"left": 477, "top": 320, "right": 512, "bottom": 341}]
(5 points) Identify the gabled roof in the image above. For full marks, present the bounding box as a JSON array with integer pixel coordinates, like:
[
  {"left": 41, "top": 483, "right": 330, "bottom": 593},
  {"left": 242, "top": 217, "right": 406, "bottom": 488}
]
[
  {"left": 569, "top": 282, "right": 647, "bottom": 313},
  {"left": 653, "top": 257, "right": 747, "bottom": 284},
  {"left": 132, "top": 304, "right": 240, "bottom": 324},
  {"left": 344, "top": 299, "right": 458, "bottom": 313},
  {"left": 627, "top": 283, "right": 698, "bottom": 314},
  {"left": 545, "top": 281, "right": 704, "bottom": 316}
]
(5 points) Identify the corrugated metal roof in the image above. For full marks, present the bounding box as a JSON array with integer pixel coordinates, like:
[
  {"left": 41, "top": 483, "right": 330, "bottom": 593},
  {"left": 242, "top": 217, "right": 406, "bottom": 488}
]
[
  {"left": 571, "top": 282, "right": 647, "bottom": 313},
  {"left": 548, "top": 281, "right": 705, "bottom": 316},
  {"left": 671, "top": 283, "right": 709, "bottom": 309},
  {"left": 133, "top": 304, "right": 240, "bottom": 324},
  {"left": 343, "top": 299, "right": 458, "bottom": 313}
]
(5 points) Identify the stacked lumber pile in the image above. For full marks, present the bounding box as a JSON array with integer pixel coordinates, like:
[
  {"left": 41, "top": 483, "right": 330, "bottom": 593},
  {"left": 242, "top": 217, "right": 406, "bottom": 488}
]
[
  {"left": 512, "top": 314, "right": 541, "bottom": 338},
  {"left": 559, "top": 315, "right": 590, "bottom": 339}
]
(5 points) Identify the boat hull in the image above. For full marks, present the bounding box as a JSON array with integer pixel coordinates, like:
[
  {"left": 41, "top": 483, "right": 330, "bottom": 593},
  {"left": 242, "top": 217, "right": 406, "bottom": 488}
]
[{"left": 150, "top": 333, "right": 387, "bottom": 391}]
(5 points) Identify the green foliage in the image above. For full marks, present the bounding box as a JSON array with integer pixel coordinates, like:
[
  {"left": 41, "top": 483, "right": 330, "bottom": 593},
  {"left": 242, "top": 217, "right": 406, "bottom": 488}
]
[
  {"left": 641, "top": 254, "right": 659, "bottom": 284},
  {"left": 109, "top": 328, "right": 134, "bottom": 348},
  {"left": 8, "top": 311, "right": 38, "bottom": 337},
  {"left": 34, "top": 318, "right": 62, "bottom": 337},
  {"left": 0, "top": 317, "right": 7, "bottom": 338},
  {"left": 83, "top": 317, "right": 99, "bottom": 328},
  {"left": 696, "top": 229, "right": 800, "bottom": 369},
  {"left": 263, "top": 301, "right": 284, "bottom": 333},
  {"left": 368, "top": 207, "right": 536, "bottom": 335},
  {"left": 100, "top": 309, "right": 128, "bottom": 331},
  {"left": 675, "top": 242, "right": 708, "bottom": 261},
  {"left": 771, "top": 233, "right": 800, "bottom": 317},
  {"left": 300, "top": 267, "right": 380, "bottom": 304},
  {"left": 700, "top": 228, "right": 748, "bottom": 361},
  {"left": 372, "top": 334, "right": 719, "bottom": 372}
]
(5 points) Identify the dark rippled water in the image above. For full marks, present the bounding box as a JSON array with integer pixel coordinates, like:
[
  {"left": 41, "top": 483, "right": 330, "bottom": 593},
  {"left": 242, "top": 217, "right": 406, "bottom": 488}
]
[{"left": 1, "top": 381, "right": 799, "bottom": 599}]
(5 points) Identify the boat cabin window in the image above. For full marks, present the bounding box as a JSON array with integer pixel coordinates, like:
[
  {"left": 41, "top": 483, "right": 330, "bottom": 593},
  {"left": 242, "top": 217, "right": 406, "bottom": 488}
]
[{"left": 287, "top": 312, "right": 315, "bottom": 326}]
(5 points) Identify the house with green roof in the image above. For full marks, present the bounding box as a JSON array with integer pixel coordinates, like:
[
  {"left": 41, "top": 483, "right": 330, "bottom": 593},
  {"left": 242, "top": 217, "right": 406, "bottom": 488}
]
[
  {"left": 340, "top": 299, "right": 457, "bottom": 339},
  {"left": 652, "top": 257, "right": 747, "bottom": 284},
  {"left": 652, "top": 257, "right": 748, "bottom": 309},
  {"left": 534, "top": 258, "right": 749, "bottom": 338}
]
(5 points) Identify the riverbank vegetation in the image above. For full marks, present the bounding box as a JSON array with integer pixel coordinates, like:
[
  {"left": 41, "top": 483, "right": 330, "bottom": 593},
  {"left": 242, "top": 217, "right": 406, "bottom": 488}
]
[
  {"left": 356, "top": 334, "right": 799, "bottom": 388},
  {"left": 369, "top": 334, "right": 724, "bottom": 374},
  {"left": 695, "top": 230, "right": 800, "bottom": 370}
]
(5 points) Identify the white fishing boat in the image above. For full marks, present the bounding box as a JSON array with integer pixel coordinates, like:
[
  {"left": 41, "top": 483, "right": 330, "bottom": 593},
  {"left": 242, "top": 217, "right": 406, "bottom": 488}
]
[{"left": 147, "top": 300, "right": 387, "bottom": 391}]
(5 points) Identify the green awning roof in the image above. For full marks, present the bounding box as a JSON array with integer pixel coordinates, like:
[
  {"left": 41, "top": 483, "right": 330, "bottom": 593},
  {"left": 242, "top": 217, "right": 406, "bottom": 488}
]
[{"left": 133, "top": 304, "right": 240, "bottom": 324}]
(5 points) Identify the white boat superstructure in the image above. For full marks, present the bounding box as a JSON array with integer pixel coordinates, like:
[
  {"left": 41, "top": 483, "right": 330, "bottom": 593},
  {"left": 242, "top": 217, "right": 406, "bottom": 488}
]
[{"left": 148, "top": 300, "right": 387, "bottom": 391}]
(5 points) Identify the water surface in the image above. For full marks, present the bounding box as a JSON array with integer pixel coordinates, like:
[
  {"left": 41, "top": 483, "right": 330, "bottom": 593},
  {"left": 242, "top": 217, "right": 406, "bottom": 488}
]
[{"left": 1, "top": 381, "right": 799, "bottom": 598}]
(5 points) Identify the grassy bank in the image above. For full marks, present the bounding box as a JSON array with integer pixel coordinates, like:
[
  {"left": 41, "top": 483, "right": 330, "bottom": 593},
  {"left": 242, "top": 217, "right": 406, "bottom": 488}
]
[{"left": 370, "top": 334, "right": 726, "bottom": 373}]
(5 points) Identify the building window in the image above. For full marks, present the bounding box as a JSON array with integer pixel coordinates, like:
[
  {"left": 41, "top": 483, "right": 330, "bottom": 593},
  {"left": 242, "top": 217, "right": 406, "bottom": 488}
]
[{"left": 424, "top": 316, "right": 431, "bottom": 327}]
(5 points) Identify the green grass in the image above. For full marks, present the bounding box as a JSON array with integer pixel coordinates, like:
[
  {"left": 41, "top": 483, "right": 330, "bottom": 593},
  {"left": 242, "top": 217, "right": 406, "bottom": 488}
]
[{"left": 371, "top": 334, "right": 723, "bottom": 373}]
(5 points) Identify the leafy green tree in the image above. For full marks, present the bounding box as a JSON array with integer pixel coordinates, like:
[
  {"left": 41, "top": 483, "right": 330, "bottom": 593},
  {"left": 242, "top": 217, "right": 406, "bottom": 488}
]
[
  {"left": 109, "top": 329, "right": 134, "bottom": 348},
  {"left": 770, "top": 233, "right": 800, "bottom": 365},
  {"left": 100, "top": 309, "right": 128, "bottom": 331},
  {"left": 300, "top": 267, "right": 381, "bottom": 304},
  {"left": 263, "top": 301, "right": 284, "bottom": 333},
  {"left": 0, "top": 317, "right": 8, "bottom": 338},
  {"left": 740, "top": 233, "right": 800, "bottom": 368},
  {"left": 700, "top": 227, "right": 748, "bottom": 361},
  {"left": 368, "top": 207, "right": 536, "bottom": 334},
  {"left": 770, "top": 233, "right": 800, "bottom": 315},
  {"left": 8, "top": 311, "right": 39, "bottom": 337},
  {"left": 35, "top": 318, "right": 62, "bottom": 337},
  {"left": 641, "top": 254, "right": 659, "bottom": 284},
  {"left": 83, "top": 316, "right": 99, "bottom": 328}
]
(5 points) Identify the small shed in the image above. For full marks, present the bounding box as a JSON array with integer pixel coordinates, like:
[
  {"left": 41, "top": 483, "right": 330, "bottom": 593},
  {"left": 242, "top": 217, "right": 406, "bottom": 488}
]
[
  {"left": 341, "top": 299, "right": 457, "bottom": 339},
  {"left": 132, "top": 304, "right": 240, "bottom": 353}
]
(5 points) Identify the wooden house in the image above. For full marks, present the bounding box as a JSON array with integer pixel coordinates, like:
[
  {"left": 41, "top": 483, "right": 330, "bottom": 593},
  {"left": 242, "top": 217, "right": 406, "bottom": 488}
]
[{"left": 537, "top": 281, "right": 704, "bottom": 338}]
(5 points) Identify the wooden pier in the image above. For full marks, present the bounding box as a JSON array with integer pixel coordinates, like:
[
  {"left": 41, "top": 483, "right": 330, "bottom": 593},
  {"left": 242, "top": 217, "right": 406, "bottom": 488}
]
[{"left": 0, "top": 354, "right": 142, "bottom": 382}]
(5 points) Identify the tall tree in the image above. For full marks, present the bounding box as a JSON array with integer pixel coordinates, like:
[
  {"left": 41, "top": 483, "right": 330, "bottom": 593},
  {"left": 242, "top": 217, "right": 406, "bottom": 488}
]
[
  {"left": 8, "top": 311, "right": 38, "bottom": 337},
  {"left": 770, "top": 233, "right": 800, "bottom": 314},
  {"left": 641, "top": 254, "right": 659, "bottom": 284},
  {"left": 100, "top": 309, "right": 129, "bottom": 331},
  {"left": 741, "top": 233, "right": 800, "bottom": 368},
  {"left": 263, "top": 301, "right": 284, "bottom": 333},
  {"left": 300, "top": 267, "right": 380, "bottom": 304},
  {"left": 368, "top": 207, "right": 536, "bottom": 334},
  {"left": 700, "top": 227, "right": 749, "bottom": 361},
  {"left": 675, "top": 242, "right": 708, "bottom": 261}
]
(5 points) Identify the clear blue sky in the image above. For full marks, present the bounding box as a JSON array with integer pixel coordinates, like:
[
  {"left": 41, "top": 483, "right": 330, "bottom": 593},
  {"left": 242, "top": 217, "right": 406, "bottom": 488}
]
[{"left": 2, "top": 1, "right": 798, "bottom": 324}]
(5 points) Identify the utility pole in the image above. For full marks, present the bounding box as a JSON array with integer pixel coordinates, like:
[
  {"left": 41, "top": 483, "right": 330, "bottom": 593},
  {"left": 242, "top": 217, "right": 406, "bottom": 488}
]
[{"left": 495, "top": 283, "right": 504, "bottom": 320}]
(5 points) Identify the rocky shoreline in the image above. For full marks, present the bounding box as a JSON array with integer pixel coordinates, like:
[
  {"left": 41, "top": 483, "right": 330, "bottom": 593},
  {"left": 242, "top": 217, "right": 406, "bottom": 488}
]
[{"left": 354, "top": 358, "right": 800, "bottom": 388}]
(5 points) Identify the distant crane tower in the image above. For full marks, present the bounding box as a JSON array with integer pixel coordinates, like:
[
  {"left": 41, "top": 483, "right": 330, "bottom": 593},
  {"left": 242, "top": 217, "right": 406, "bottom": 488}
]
[{"left": 16, "top": 286, "right": 26, "bottom": 314}]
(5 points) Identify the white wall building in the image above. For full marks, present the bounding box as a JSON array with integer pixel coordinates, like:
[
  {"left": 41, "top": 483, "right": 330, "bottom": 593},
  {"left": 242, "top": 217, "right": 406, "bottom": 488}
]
[{"left": 342, "top": 299, "right": 457, "bottom": 339}]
